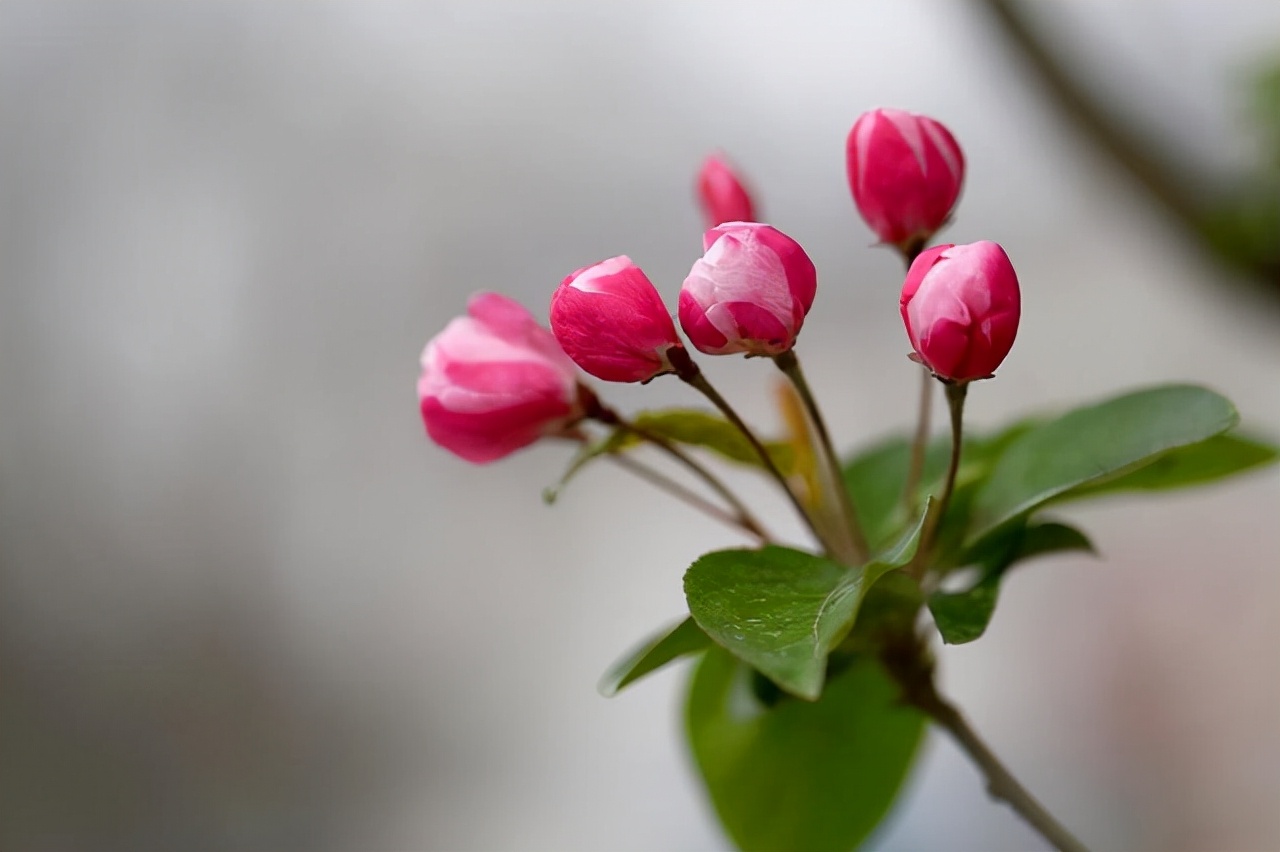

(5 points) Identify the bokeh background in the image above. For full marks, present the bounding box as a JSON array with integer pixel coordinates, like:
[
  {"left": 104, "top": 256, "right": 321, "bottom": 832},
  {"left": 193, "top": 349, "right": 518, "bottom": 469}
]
[{"left": 2, "top": 2, "right": 1279, "bottom": 850}]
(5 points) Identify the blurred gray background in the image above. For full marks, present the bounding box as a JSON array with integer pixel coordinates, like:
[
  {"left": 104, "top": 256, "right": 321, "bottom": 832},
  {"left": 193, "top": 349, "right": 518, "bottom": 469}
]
[{"left": 2, "top": 2, "right": 1279, "bottom": 850}]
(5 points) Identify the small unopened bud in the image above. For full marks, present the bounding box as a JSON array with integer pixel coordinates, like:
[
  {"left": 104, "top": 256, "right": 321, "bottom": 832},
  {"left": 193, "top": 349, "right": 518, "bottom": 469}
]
[
  {"left": 900, "top": 241, "right": 1020, "bottom": 383},
  {"left": 550, "top": 256, "right": 684, "bottom": 383},
  {"left": 696, "top": 153, "right": 756, "bottom": 229},
  {"left": 679, "top": 222, "right": 817, "bottom": 356},
  {"left": 419, "top": 293, "right": 584, "bottom": 463},
  {"left": 846, "top": 108, "right": 965, "bottom": 251}
]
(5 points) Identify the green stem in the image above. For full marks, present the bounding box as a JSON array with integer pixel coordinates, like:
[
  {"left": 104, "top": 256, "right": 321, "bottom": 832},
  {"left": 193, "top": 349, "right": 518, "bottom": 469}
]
[
  {"left": 902, "top": 367, "right": 934, "bottom": 516},
  {"left": 667, "top": 347, "right": 836, "bottom": 555},
  {"left": 910, "top": 381, "right": 967, "bottom": 578},
  {"left": 772, "top": 350, "right": 868, "bottom": 563}
]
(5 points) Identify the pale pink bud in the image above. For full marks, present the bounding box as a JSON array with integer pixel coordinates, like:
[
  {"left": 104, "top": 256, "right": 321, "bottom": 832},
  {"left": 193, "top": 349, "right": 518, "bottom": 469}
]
[
  {"left": 846, "top": 108, "right": 965, "bottom": 250},
  {"left": 679, "top": 222, "right": 817, "bottom": 356},
  {"left": 696, "top": 153, "right": 756, "bottom": 228},
  {"left": 550, "top": 256, "right": 683, "bottom": 383},
  {"left": 900, "top": 242, "right": 1020, "bottom": 383},
  {"left": 419, "top": 293, "right": 583, "bottom": 463}
]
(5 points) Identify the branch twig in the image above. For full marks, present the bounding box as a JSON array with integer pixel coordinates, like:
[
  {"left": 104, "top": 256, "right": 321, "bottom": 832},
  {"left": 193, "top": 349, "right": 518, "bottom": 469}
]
[{"left": 884, "top": 638, "right": 1091, "bottom": 852}]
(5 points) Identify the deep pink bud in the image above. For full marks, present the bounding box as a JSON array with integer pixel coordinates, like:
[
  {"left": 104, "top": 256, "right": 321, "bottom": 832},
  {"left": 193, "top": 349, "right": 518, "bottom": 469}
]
[
  {"left": 696, "top": 153, "right": 756, "bottom": 228},
  {"left": 679, "top": 222, "right": 817, "bottom": 356},
  {"left": 846, "top": 108, "right": 965, "bottom": 249},
  {"left": 419, "top": 293, "right": 583, "bottom": 463},
  {"left": 900, "top": 242, "right": 1020, "bottom": 383},
  {"left": 550, "top": 256, "right": 683, "bottom": 383}
]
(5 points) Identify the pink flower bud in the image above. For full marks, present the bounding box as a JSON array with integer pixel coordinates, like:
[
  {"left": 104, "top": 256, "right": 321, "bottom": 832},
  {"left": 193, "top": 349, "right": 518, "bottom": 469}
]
[
  {"left": 846, "top": 108, "right": 965, "bottom": 250},
  {"left": 419, "top": 292, "right": 583, "bottom": 463},
  {"left": 550, "top": 256, "right": 684, "bottom": 383},
  {"left": 696, "top": 153, "right": 756, "bottom": 228},
  {"left": 679, "top": 222, "right": 817, "bottom": 356},
  {"left": 900, "top": 242, "right": 1020, "bottom": 383}
]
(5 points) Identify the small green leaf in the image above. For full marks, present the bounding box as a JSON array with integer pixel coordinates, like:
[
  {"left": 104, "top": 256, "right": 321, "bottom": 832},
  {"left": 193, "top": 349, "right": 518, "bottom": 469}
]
[
  {"left": 686, "top": 646, "right": 925, "bottom": 852},
  {"left": 969, "top": 385, "right": 1240, "bottom": 544},
  {"left": 627, "top": 409, "right": 795, "bottom": 474},
  {"left": 684, "top": 546, "right": 847, "bottom": 701},
  {"left": 684, "top": 514, "right": 927, "bottom": 701},
  {"left": 931, "top": 520, "right": 1096, "bottom": 644},
  {"left": 929, "top": 575, "right": 1001, "bottom": 646},
  {"left": 598, "top": 616, "right": 710, "bottom": 697}
]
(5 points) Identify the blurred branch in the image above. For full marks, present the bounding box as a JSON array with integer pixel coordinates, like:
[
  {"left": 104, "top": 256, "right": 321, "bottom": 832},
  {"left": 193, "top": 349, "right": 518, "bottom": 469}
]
[{"left": 976, "top": 0, "right": 1280, "bottom": 299}]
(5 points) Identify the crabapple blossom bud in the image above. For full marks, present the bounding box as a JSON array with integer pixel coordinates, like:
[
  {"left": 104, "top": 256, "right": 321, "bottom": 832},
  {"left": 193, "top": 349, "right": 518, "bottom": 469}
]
[
  {"left": 696, "top": 153, "right": 756, "bottom": 228},
  {"left": 550, "top": 256, "right": 683, "bottom": 383},
  {"left": 846, "top": 108, "right": 965, "bottom": 250},
  {"left": 419, "top": 293, "right": 584, "bottom": 463},
  {"left": 679, "top": 222, "right": 817, "bottom": 356},
  {"left": 900, "top": 241, "right": 1020, "bottom": 383}
]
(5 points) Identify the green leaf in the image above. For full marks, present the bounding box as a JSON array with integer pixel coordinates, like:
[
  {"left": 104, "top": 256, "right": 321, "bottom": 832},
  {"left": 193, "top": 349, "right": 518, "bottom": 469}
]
[
  {"left": 684, "top": 514, "right": 926, "bottom": 701},
  {"left": 684, "top": 546, "right": 847, "bottom": 701},
  {"left": 811, "top": 504, "right": 930, "bottom": 655},
  {"left": 929, "top": 575, "right": 1001, "bottom": 646},
  {"left": 1064, "top": 432, "right": 1277, "bottom": 499},
  {"left": 842, "top": 420, "right": 1038, "bottom": 551},
  {"left": 626, "top": 409, "right": 795, "bottom": 474},
  {"left": 686, "top": 646, "right": 924, "bottom": 852},
  {"left": 969, "top": 385, "right": 1240, "bottom": 544},
  {"left": 598, "top": 616, "right": 710, "bottom": 697},
  {"left": 930, "top": 521, "right": 1096, "bottom": 645}
]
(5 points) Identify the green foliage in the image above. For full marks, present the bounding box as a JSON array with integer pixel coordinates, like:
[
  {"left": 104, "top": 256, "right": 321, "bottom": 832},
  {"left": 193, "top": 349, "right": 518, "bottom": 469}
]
[
  {"left": 598, "top": 616, "right": 710, "bottom": 697},
  {"left": 837, "top": 385, "right": 1275, "bottom": 649},
  {"left": 683, "top": 546, "right": 848, "bottom": 701},
  {"left": 930, "top": 521, "right": 1095, "bottom": 644},
  {"left": 686, "top": 646, "right": 925, "bottom": 852},
  {"left": 684, "top": 514, "right": 925, "bottom": 701},
  {"left": 594, "top": 381, "right": 1276, "bottom": 851},
  {"left": 842, "top": 421, "right": 1037, "bottom": 550},
  {"left": 968, "top": 385, "right": 1241, "bottom": 543},
  {"left": 1065, "top": 432, "right": 1277, "bottom": 499}
]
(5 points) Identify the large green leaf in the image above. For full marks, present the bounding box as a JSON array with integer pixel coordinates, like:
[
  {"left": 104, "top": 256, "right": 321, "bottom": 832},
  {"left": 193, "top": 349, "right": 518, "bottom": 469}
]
[
  {"left": 968, "top": 385, "right": 1239, "bottom": 544},
  {"left": 1064, "top": 432, "right": 1277, "bottom": 499},
  {"left": 930, "top": 521, "right": 1095, "bottom": 645},
  {"left": 684, "top": 516, "right": 926, "bottom": 701},
  {"left": 686, "top": 646, "right": 925, "bottom": 852},
  {"left": 598, "top": 616, "right": 710, "bottom": 697}
]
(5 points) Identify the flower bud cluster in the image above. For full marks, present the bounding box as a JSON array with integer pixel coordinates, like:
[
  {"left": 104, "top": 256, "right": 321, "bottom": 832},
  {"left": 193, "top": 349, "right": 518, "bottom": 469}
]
[{"left": 418, "top": 109, "right": 1019, "bottom": 462}]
